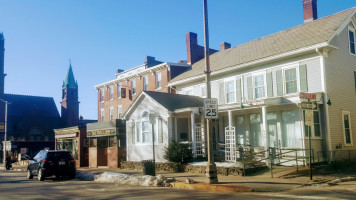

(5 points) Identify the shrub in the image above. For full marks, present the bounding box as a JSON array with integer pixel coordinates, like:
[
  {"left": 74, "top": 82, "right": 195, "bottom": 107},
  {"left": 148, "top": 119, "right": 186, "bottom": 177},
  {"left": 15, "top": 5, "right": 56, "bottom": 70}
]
[{"left": 164, "top": 139, "right": 193, "bottom": 164}]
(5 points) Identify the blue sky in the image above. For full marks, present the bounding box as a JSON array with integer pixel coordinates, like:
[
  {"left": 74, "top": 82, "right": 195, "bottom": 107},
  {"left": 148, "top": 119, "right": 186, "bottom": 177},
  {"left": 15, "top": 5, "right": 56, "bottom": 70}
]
[{"left": 0, "top": 0, "right": 355, "bottom": 120}]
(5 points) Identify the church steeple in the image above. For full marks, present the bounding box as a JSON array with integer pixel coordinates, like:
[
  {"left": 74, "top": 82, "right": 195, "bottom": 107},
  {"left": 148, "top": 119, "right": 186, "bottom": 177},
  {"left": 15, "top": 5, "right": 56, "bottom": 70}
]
[
  {"left": 61, "top": 61, "right": 79, "bottom": 127},
  {"left": 62, "top": 61, "right": 78, "bottom": 89},
  {"left": 0, "top": 33, "right": 5, "bottom": 96}
]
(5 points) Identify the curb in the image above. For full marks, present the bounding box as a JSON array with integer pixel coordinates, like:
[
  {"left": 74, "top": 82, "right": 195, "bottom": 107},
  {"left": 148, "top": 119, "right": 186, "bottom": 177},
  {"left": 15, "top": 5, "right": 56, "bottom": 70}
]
[{"left": 171, "top": 182, "right": 253, "bottom": 193}]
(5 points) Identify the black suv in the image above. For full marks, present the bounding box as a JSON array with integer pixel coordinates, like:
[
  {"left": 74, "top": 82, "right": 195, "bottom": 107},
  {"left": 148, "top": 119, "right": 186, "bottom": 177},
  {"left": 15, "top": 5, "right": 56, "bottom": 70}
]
[{"left": 27, "top": 150, "right": 76, "bottom": 181}]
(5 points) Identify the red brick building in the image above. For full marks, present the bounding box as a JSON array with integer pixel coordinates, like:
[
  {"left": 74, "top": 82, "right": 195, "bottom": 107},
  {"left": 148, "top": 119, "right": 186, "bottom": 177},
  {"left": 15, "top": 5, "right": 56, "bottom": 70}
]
[{"left": 94, "top": 56, "right": 191, "bottom": 122}]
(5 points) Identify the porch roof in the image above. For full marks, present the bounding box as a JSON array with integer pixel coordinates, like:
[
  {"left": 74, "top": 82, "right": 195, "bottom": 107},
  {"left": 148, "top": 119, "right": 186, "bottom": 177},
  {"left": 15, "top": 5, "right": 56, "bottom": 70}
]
[{"left": 144, "top": 91, "right": 204, "bottom": 111}]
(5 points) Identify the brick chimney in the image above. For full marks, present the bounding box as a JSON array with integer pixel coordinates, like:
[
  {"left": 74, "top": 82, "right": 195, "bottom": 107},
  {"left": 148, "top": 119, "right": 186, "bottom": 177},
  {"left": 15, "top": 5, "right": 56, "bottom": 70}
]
[
  {"left": 303, "top": 0, "right": 318, "bottom": 23},
  {"left": 220, "top": 42, "right": 231, "bottom": 51},
  {"left": 186, "top": 32, "right": 218, "bottom": 65}
]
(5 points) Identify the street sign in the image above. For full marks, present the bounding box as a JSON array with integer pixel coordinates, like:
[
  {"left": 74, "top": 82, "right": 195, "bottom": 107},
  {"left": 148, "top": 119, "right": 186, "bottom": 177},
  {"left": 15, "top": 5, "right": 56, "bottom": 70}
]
[
  {"left": 299, "top": 102, "right": 317, "bottom": 110},
  {"left": 2, "top": 141, "right": 11, "bottom": 151},
  {"left": 300, "top": 92, "right": 317, "bottom": 100},
  {"left": 204, "top": 98, "right": 218, "bottom": 119},
  {"left": 305, "top": 110, "right": 314, "bottom": 126}
]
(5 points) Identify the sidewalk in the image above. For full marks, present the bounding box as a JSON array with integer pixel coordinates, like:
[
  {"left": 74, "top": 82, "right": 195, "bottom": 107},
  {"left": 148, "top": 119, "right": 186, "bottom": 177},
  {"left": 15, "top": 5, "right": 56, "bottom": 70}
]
[{"left": 3, "top": 163, "right": 355, "bottom": 193}]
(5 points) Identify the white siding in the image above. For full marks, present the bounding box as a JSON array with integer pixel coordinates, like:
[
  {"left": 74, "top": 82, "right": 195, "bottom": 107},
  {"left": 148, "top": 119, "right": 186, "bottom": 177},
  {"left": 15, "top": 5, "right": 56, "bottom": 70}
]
[
  {"left": 325, "top": 21, "right": 356, "bottom": 151},
  {"left": 126, "top": 96, "right": 169, "bottom": 162}
]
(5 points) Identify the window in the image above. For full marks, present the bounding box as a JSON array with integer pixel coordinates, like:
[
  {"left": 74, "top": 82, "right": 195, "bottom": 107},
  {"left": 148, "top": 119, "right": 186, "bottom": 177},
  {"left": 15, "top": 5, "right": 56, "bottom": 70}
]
[
  {"left": 254, "top": 75, "right": 265, "bottom": 99},
  {"left": 117, "top": 84, "right": 122, "bottom": 98},
  {"left": 109, "top": 86, "right": 114, "bottom": 100},
  {"left": 349, "top": 28, "right": 355, "bottom": 55},
  {"left": 185, "top": 89, "right": 193, "bottom": 95},
  {"left": 285, "top": 68, "right": 298, "bottom": 94},
  {"left": 155, "top": 71, "right": 161, "bottom": 89},
  {"left": 304, "top": 110, "right": 320, "bottom": 137},
  {"left": 225, "top": 81, "right": 235, "bottom": 103},
  {"left": 100, "top": 89, "right": 104, "bottom": 102},
  {"left": 131, "top": 79, "right": 136, "bottom": 95},
  {"left": 118, "top": 105, "right": 123, "bottom": 118},
  {"left": 201, "top": 86, "right": 206, "bottom": 98},
  {"left": 100, "top": 109, "right": 105, "bottom": 122},
  {"left": 109, "top": 107, "right": 114, "bottom": 120},
  {"left": 142, "top": 121, "right": 151, "bottom": 143},
  {"left": 342, "top": 111, "right": 353, "bottom": 146},
  {"left": 143, "top": 76, "right": 149, "bottom": 91}
]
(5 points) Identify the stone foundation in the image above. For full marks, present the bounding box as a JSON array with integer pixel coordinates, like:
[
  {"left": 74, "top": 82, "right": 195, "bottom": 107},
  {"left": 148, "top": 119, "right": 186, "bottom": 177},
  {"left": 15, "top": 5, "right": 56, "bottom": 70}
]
[{"left": 120, "top": 161, "right": 267, "bottom": 176}]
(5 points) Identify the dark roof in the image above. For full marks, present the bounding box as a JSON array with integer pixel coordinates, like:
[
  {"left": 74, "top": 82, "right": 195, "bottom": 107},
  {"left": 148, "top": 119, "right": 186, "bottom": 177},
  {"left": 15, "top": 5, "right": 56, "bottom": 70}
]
[
  {"left": 144, "top": 91, "right": 204, "bottom": 111},
  {"left": 2, "top": 94, "right": 60, "bottom": 118},
  {"left": 171, "top": 7, "right": 356, "bottom": 83}
]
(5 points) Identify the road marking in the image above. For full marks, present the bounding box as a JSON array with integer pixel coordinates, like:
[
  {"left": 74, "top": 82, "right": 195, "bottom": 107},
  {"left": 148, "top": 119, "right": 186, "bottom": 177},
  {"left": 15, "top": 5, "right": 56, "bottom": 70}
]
[{"left": 86, "top": 188, "right": 105, "bottom": 192}]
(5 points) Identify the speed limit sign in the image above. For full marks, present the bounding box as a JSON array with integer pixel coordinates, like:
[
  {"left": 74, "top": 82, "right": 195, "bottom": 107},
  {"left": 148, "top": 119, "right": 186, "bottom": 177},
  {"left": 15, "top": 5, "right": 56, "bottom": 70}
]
[{"left": 204, "top": 98, "right": 218, "bottom": 119}]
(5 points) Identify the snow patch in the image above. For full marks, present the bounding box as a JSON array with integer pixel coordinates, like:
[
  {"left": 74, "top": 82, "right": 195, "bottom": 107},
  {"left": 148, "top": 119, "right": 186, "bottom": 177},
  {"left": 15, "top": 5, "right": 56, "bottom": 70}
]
[
  {"left": 188, "top": 161, "right": 242, "bottom": 168},
  {"left": 93, "top": 172, "right": 171, "bottom": 187}
]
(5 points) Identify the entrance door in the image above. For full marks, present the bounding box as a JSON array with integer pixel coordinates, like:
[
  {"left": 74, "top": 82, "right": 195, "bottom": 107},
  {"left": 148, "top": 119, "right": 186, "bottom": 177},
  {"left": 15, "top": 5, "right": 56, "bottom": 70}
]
[
  {"left": 250, "top": 114, "right": 262, "bottom": 146},
  {"left": 235, "top": 115, "right": 246, "bottom": 145}
]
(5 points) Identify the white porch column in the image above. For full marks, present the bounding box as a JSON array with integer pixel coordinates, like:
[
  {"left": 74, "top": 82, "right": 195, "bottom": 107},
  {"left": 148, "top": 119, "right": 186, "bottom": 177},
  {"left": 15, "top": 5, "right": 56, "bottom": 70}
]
[
  {"left": 191, "top": 112, "right": 197, "bottom": 158},
  {"left": 262, "top": 106, "right": 268, "bottom": 149},
  {"left": 228, "top": 110, "right": 232, "bottom": 128}
]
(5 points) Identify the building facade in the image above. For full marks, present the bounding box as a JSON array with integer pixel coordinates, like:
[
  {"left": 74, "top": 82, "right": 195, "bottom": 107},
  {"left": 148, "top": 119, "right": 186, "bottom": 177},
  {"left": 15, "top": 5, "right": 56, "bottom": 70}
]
[
  {"left": 94, "top": 56, "right": 191, "bottom": 122},
  {"left": 165, "top": 3, "right": 356, "bottom": 163}
]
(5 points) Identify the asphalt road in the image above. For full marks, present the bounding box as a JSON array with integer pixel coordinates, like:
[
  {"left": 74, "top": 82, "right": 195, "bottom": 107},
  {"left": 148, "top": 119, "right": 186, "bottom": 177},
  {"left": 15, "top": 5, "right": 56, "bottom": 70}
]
[{"left": 0, "top": 170, "right": 355, "bottom": 200}]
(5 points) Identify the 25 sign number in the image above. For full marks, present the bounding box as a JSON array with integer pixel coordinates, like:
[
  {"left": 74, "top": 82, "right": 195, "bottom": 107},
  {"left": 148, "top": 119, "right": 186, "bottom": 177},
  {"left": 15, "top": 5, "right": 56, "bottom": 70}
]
[
  {"left": 205, "top": 109, "right": 217, "bottom": 117},
  {"left": 204, "top": 98, "right": 218, "bottom": 119}
]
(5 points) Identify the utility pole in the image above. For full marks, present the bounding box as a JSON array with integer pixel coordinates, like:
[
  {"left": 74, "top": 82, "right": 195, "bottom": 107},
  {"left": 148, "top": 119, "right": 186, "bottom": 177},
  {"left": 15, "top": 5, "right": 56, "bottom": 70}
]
[
  {"left": 203, "top": 0, "right": 218, "bottom": 184},
  {"left": 0, "top": 99, "right": 9, "bottom": 165}
]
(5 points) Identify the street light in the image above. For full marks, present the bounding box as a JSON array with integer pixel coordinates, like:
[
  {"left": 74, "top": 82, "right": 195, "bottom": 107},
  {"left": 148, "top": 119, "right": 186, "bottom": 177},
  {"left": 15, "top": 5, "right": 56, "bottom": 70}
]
[{"left": 0, "top": 98, "right": 10, "bottom": 165}]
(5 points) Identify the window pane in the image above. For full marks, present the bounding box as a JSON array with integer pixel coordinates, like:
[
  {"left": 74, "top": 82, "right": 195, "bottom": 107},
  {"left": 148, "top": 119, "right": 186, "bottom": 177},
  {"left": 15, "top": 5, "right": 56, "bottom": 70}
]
[
  {"left": 344, "top": 114, "right": 350, "bottom": 129},
  {"left": 286, "top": 81, "right": 297, "bottom": 93},
  {"left": 350, "top": 31, "right": 355, "bottom": 54},
  {"left": 255, "top": 75, "right": 264, "bottom": 87},
  {"left": 314, "top": 124, "right": 320, "bottom": 137},
  {"left": 285, "top": 69, "right": 296, "bottom": 81},
  {"left": 345, "top": 129, "right": 351, "bottom": 144},
  {"left": 255, "top": 87, "right": 265, "bottom": 98},
  {"left": 142, "top": 121, "right": 150, "bottom": 132},
  {"left": 225, "top": 81, "right": 235, "bottom": 103},
  {"left": 350, "top": 31, "right": 355, "bottom": 43}
]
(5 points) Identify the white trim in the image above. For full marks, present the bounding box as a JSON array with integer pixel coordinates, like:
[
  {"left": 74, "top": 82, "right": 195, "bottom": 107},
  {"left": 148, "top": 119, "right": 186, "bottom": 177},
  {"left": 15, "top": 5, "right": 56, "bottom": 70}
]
[
  {"left": 348, "top": 26, "right": 356, "bottom": 56},
  {"left": 342, "top": 110, "right": 353, "bottom": 146}
]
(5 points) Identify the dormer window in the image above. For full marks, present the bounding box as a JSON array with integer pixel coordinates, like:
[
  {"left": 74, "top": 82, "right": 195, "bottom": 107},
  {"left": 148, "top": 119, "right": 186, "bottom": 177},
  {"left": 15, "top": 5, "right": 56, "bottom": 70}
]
[{"left": 349, "top": 28, "right": 355, "bottom": 55}]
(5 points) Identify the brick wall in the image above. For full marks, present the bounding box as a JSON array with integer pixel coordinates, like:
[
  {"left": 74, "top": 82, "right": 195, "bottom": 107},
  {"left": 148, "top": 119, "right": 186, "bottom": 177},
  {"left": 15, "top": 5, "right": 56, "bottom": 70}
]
[{"left": 97, "top": 65, "right": 174, "bottom": 121}]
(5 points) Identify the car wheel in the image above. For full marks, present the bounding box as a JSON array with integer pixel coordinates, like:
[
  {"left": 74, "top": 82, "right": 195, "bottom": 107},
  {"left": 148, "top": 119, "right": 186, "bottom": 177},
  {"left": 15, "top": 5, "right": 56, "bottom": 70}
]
[
  {"left": 69, "top": 172, "right": 76, "bottom": 179},
  {"left": 27, "top": 170, "right": 33, "bottom": 179},
  {"left": 38, "top": 168, "right": 45, "bottom": 181}
]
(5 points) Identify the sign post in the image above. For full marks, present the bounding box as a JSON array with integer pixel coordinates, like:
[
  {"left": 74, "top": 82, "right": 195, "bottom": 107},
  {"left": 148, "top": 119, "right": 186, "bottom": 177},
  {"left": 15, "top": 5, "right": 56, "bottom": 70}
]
[
  {"left": 149, "top": 112, "right": 156, "bottom": 176},
  {"left": 300, "top": 92, "right": 316, "bottom": 181}
]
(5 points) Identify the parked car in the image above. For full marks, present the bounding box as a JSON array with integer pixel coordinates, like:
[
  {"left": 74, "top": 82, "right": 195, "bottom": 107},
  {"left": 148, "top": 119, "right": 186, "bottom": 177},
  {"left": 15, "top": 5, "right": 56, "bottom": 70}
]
[{"left": 27, "top": 150, "right": 76, "bottom": 181}]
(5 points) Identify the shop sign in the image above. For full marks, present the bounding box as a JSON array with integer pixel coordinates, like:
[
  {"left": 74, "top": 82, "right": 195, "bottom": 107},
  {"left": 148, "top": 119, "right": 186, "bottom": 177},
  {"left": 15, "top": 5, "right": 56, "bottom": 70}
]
[
  {"left": 55, "top": 133, "right": 77, "bottom": 139},
  {"left": 299, "top": 92, "right": 316, "bottom": 100},
  {"left": 87, "top": 129, "right": 116, "bottom": 137}
]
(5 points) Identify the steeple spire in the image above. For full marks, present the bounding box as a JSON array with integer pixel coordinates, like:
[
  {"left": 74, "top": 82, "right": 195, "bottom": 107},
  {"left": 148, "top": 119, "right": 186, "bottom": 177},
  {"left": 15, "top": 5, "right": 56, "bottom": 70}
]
[{"left": 63, "top": 60, "right": 78, "bottom": 89}]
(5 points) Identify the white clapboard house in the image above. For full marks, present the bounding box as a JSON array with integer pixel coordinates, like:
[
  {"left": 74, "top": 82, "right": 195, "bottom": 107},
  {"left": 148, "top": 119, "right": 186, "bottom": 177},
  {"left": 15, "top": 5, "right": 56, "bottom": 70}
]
[
  {"left": 124, "top": 4, "right": 356, "bottom": 164},
  {"left": 168, "top": 6, "right": 356, "bottom": 163}
]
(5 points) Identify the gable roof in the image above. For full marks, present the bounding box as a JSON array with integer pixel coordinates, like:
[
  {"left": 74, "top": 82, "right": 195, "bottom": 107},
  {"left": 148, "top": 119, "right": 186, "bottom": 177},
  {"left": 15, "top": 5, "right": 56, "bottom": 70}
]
[
  {"left": 123, "top": 91, "right": 204, "bottom": 119},
  {"left": 2, "top": 94, "right": 60, "bottom": 118},
  {"left": 144, "top": 91, "right": 204, "bottom": 111},
  {"left": 171, "top": 7, "right": 356, "bottom": 83}
]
